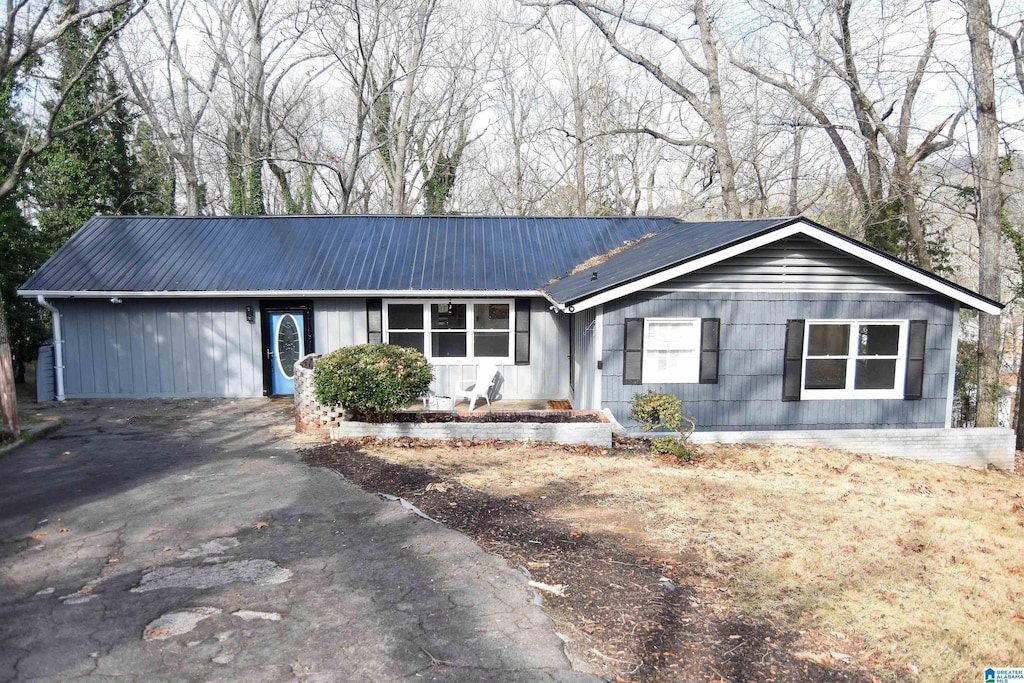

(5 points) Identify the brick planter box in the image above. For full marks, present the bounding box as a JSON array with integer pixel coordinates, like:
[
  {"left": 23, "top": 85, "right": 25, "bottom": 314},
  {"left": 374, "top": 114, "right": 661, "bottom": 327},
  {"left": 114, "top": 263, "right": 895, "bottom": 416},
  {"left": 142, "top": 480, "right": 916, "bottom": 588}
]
[
  {"left": 293, "top": 353, "right": 345, "bottom": 435},
  {"left": 331, "top": 411, "right": 612, "bottom": 446}
]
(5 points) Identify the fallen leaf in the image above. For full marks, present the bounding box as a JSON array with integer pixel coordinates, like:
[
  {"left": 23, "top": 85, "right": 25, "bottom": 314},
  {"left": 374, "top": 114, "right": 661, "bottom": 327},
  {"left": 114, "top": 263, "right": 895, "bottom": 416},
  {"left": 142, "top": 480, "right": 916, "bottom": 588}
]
[
  {"left": 58, "top": 527, "right": 71, "bottom": 533},
  {"left": 425, "top": 482, "right": 449, "bottom": 493},
  {"left": 146, "top": 536, "right": 156, "bottom": 542},
  {"left": 570, "top": 530, "right": 583, "bottom": 538},
  {"left": 254, "top": 521, "right": 269, "bottom": 530},
  {"left": 31, "top": 533, "right": 45, "bottom": 540},
  {"left": 79, "top": 586, "right": 94, "bottom": 595},
  {"left": 163, "top": 546, "right": 174, "bottom": 552},
  {"left": 829, "top": 650, "right": 853, "bottom": 663},
  {"left": 143, "top": 626, "right": 171, "bottom": 639},
  {"left": 1011, "top": 613, "right": 1024, "bottom": 624},
  {"left": 107, "top": 557, "right": 120, "bottom": 564},
  {"left": 526, "top": 561, "right": 550, "bottom": 569},
  {"left": 794, "top": 651, "right": 836, "bottom": 666}
]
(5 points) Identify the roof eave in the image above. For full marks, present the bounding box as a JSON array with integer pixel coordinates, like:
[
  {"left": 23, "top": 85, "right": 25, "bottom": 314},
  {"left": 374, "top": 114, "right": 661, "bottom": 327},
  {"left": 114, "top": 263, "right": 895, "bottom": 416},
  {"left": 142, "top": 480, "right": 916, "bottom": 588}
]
[
  {"left": 550, "top": 219, "right": 1003, "bottom": 316},
  {"left": 18, "top": 288, "right": 547, "bottom": 299}
]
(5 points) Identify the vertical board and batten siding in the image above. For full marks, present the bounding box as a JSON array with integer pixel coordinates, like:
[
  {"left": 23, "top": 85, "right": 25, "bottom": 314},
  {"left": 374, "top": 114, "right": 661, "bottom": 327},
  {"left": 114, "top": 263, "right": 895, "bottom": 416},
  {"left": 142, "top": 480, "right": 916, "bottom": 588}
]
[
  {"left": 568, "top": 308, "right": 597, "bottom": 409},
  {"left": 312, "top": 298, "right": 367, "bottom": 352},
  {"left": 59, "top": 298, "right": 263, "bottom": 398},
  {"left": 55, "top": 296, "right": 569, "bottom": 401},
  {"left": 601, "top": 291, "right": 955, "bottom": 430},
  {"left": 660, "top": 235, "right": 919, "bottom": 292}
]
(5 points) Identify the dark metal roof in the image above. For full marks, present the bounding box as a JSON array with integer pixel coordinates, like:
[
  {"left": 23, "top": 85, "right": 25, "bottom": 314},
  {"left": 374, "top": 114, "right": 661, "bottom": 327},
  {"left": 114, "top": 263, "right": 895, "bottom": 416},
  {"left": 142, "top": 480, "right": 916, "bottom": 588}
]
[
  {"left": 543, "top": 217, "right": 798, "bottom": 304},
  {"left": 20, "top": 215, "right": 680, "bottom": 293}
]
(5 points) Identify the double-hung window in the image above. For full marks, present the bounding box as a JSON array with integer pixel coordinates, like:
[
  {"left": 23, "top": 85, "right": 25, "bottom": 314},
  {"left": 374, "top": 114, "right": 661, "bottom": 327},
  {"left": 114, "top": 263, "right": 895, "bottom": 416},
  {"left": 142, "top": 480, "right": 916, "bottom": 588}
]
[
  {"left": 641, "top": 318, "right": 701, "bottom": 384},
  {"left": 802, "top": 320, "right": 907, "bottom": 399},
  {"left": 384, "top": 300, "right": 513, "bottom": 364}
]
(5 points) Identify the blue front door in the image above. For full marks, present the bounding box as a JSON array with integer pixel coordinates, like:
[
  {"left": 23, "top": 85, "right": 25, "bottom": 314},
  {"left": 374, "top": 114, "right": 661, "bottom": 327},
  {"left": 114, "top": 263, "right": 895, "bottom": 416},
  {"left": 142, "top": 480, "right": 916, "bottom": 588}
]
[{"left": 269, "top": 311, "right": 305, "bottom": 395}]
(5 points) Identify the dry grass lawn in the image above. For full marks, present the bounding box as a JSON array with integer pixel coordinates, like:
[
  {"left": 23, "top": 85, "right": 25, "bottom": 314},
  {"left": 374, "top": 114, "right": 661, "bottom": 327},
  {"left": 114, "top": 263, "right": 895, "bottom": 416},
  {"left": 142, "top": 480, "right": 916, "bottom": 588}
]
[{"left": 368, "top": 440, "right": 1024, "bottom": 681}]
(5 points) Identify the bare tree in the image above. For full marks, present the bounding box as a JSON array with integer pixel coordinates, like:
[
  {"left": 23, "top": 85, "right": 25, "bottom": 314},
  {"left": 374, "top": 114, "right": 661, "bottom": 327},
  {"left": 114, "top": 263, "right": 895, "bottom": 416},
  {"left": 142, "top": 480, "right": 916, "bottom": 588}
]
[
  {"left": 115, "top": 0, "right": 234, "bottom": 214},
  {"left": 0, "top": 0, "right": 137, "bottom": 200},
  {"left": 966, "top": 0, "right": 1003, "bottom": 427},
  {"left": 735, "top": 0, "right": 963, "bottom": 268},
  {"left": 529, "top": 0, "right": 743, "bottom": 218},
  {"left": 993, "top": 16, "right": 1023, "bottom": 95}
]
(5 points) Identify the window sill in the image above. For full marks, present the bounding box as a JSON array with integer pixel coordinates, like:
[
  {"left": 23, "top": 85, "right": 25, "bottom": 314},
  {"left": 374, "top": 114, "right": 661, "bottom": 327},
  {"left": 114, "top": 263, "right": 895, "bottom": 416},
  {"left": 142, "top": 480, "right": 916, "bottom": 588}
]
[
  {"left": 800, "top": 390, "right": 905, "bottom": 400},
  {"left": 428, "top": 357, "right": 514, "bottom": 366}
]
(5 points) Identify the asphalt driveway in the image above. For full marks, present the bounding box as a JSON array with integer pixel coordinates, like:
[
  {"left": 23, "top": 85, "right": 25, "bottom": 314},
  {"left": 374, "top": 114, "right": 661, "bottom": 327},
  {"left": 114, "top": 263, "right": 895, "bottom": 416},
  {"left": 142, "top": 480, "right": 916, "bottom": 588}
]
[{"left": 0, "top": 399, "right": 595, "bottom": 682}]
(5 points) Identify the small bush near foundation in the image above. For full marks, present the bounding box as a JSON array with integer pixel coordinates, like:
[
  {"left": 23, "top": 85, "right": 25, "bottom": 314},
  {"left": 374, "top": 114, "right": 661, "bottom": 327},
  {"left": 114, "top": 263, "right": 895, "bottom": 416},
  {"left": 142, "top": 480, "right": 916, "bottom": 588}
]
[
  {"left": 313, "top": 344, "right": 433, "bottom": 423},
  {"left": 629, "top": 390, "right": 697, "bottom": 460}
]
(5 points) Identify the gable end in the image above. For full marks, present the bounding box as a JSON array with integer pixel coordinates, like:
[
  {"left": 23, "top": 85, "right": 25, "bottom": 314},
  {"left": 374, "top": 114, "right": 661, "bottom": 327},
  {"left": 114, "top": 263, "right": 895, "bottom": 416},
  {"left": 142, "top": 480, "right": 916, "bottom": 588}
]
[{"left": 655, "top": 235, "right": 926, "bottom": 293}]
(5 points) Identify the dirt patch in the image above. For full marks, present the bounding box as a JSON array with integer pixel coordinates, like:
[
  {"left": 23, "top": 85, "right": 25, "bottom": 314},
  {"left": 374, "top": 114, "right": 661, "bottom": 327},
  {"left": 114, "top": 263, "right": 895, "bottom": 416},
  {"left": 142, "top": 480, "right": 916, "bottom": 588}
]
[
  {"left": 389, "top": 411, "right": 603, "bottom": 424},
  {"left": 304, "top": 443, "right": 869, "bottom": 682}
]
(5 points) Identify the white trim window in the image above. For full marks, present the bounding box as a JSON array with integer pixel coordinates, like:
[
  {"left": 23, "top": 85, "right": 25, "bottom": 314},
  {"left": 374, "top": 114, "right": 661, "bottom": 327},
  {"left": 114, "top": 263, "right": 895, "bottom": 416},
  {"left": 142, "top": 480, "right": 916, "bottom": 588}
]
[
  {"left": 641, "top": 318, "right": 700, "bottom": 384},
  {"left": 383, "top": 300, "right": 514, "bottom": 364},
  {"left": 802, "top": 319, "right": 908, "bottom": 399}
]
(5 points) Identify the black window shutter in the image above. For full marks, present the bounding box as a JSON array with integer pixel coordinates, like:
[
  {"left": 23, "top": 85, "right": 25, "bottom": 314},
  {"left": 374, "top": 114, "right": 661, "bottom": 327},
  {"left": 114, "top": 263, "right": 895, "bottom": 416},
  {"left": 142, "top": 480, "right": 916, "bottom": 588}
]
[
  {"left": 623, "top": 318, "right": 644, "bottom": 385},
  {"left": 699, "top": 318, "right": 721, "bottom": 384},
  {"left": 367, "top": 299, "right": 383, "bottom": 344},
  {"left": 514, "top": 299, "right": 531, "bottom": 365},
  {"left": 782, "top": 319, "right": 805, "bottom": 401},
  {"left": 904, "top": 320, "right": 927, "bottom": 400}
]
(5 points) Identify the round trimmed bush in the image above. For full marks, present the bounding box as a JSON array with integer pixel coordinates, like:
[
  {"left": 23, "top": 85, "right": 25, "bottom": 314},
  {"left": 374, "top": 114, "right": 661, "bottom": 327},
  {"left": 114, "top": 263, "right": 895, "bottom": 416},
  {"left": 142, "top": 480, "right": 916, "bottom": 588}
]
[{"left": 313, "top": 344, "right": 433, "bottom": 423}]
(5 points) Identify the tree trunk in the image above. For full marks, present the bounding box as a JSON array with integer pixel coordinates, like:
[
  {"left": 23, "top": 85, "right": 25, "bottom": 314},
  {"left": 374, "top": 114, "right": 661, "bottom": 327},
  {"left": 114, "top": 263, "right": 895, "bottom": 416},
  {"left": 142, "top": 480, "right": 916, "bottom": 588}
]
[
  {"left": 893, "top": 164, "right": 933, "bottom": 270},
  {"left": 694, "top": 0, "right": 741, "bottom": 219},
  {"left": 966, "top": 0, "right": 1003, "bottom": 427},
  {"left": 1015, "top": 320, "right": 1024, "bottom": 448},
  {"left": 0, "top": 297, "right": 19, "bottom": 440},
  {"left": 574, "top": 95, "right": 586, "bottom": 215}
]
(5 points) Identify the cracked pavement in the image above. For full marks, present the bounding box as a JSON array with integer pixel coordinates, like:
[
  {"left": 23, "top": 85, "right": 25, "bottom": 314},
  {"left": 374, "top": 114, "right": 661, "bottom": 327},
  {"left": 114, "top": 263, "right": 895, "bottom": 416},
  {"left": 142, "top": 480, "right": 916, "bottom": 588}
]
[{"left": 0, "top": 399, "right": 598, "bottom": 682}]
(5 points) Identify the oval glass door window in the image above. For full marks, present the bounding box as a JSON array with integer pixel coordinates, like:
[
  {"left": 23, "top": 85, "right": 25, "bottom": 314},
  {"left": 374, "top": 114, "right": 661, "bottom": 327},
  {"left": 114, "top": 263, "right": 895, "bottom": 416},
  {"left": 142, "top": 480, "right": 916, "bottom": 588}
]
[{"left": 275, "top": 314, "right": 302, "bottom": 378}]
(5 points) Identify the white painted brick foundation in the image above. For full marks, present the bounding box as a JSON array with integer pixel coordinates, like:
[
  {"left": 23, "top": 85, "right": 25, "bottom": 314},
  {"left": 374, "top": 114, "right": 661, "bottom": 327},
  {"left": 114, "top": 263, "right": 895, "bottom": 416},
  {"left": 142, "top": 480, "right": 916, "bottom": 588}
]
[
  {"left": 330, "top": 421, "right": 612, "bottom": 446},
  {"left": 679, "top": 427, "right": 1014, "bottom": 469}
]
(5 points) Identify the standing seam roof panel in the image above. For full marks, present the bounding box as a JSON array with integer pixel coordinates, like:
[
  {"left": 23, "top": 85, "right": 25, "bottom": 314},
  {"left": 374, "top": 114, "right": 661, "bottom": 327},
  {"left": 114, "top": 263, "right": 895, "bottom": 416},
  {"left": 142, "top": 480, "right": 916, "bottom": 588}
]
[{"left": 23, "top": 215, "right": 693, "bottom": 293}]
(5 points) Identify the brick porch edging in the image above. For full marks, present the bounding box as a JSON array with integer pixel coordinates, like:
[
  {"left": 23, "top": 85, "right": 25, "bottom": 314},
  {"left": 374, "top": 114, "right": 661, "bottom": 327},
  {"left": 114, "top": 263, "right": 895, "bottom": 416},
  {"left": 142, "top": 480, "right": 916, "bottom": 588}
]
[{"left": 293, "top": 354, "right": 345, "bottom": 435}]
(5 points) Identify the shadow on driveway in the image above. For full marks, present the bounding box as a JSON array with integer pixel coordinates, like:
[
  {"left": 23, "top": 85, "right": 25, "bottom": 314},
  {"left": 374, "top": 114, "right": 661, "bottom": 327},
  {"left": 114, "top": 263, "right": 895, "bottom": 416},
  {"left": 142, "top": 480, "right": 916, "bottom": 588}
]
[{"left": 0, "top": 399, "right": 596, "bottom": 682}]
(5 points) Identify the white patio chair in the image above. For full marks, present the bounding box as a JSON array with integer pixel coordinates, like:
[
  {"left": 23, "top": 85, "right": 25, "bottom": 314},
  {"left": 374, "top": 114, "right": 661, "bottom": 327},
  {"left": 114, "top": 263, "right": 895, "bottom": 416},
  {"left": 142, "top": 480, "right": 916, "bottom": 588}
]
[{"left": 453, "top": 364, "right": 498, "bottom": 411}]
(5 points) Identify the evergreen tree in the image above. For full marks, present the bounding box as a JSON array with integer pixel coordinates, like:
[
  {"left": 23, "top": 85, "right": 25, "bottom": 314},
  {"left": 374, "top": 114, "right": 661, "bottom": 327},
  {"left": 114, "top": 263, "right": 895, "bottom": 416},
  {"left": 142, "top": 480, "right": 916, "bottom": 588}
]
[
  {"left": 32, "top": 0, "right": 136, "bottom": 254},
  {"left": 0, "top": 75, "right": 47, "bottom": 383}
]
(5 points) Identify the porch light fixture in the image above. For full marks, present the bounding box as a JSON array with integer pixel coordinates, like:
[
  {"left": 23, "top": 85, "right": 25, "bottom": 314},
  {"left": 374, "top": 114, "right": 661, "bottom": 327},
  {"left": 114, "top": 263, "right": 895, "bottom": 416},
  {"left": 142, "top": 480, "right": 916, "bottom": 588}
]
[
  {"left": 110, "top": 297, "right": 123, "bottom": 304},
  {"left": 245, "top": 305, "right": 254, "bottom": 323}
]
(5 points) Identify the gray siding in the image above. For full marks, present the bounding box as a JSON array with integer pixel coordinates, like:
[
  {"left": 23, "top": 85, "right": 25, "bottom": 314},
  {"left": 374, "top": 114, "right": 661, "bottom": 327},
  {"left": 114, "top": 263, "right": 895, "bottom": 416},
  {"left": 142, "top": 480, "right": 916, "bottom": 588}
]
[
  {"left": 601, "top": 291, "right": 954, "bottom": 430},
  {"left": 313, "top": 298, "right": 367, "bottom": 352},
  {"left": 56, "top": 296, "right": 569, "bottom": 401},
  {"left": 315, "top": 297, "right": 568, "bottom": 400},
  {"left": 35, "top": 342, "right": 55, "bottom": 401},
  {"left": 60, "top": 298, "right": 264, "bottom": 398},
  {"left": 569, "top": 308, "right": 597, "bottom": 409},
  {"left": 661, "top": 235, "right": 924, "bottom": 292}
]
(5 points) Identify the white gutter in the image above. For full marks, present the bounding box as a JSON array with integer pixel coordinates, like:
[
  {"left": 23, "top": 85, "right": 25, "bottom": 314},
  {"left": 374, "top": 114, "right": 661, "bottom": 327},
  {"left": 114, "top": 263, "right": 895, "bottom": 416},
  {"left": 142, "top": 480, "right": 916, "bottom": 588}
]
[
  {"left": 35, "top": 295, "right": 65, "bottom": 401},
  {"left": 17, "top": 289, "right": 544, "bottom": 299}
]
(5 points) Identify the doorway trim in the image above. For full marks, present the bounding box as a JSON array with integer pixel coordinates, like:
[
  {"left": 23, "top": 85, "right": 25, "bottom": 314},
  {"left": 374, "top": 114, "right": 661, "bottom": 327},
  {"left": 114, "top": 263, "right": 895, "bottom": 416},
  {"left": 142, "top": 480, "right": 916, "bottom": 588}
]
[{"left": 260, "top": 300, "right": 315, "bottom": 396}]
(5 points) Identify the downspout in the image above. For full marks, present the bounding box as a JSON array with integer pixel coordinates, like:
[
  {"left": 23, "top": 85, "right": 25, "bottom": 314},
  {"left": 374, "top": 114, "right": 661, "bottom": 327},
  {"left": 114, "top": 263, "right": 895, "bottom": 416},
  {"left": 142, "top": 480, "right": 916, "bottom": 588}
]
[{"left": 36, "top": 296, "right": 65, "bottom": 401}]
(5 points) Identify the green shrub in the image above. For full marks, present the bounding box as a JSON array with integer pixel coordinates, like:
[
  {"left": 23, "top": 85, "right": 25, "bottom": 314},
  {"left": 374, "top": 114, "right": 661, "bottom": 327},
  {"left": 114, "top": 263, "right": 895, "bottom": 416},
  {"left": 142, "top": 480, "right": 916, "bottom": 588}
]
[
  {"left": 629, "top": 390, "right": 698, "bottom": 461},
  {"left": 313, "top": 344, "right": 433, "bottom": 423}
]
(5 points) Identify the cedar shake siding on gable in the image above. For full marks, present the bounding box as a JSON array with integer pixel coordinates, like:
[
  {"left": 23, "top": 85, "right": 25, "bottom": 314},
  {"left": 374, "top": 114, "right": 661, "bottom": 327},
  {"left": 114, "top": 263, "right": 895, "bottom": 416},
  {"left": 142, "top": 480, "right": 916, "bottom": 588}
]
[{"left": 600, "top": 291, "right": 954, "bottom": 430}]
